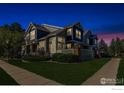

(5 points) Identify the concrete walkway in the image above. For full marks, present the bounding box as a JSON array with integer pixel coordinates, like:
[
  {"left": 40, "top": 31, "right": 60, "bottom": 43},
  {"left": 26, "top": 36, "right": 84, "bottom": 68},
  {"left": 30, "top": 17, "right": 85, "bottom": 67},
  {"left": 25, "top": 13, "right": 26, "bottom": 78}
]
[
  {"left": 0, "top": 60, "right": 60, "bottom": 85},
  {"left": 83, "top": 58, "right": 121, "bottom": 85}
]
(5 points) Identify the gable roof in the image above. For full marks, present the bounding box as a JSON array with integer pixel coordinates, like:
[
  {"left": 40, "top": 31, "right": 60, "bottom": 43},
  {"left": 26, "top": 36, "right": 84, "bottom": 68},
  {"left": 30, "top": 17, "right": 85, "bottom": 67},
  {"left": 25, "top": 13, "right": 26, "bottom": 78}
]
[
  {"left": 90, "top": 34, "right": 98, "bottom": 40},
  {"left": 64, "top": 22, "right": 82, "bottom": 29},
  {"left": 39, "top": 29, "right": 64, "bottom": 41},
  {"left": 26, "top": 23, "right": 50, "bottom": 33},
  {"left": 26, "top": 22, "right": 97, "bottom": 41},
  {"left": 83, "top": 30, "right": 92, "bottom": 36},
  {"left": 42, "top": 24, "right": 63, "bottom": 32},
  {"left": 83, "top": 30, "right": 98, "bottom": 39},
  {"left": 33, "top": 24, "right": 50, "bottom": 33}
]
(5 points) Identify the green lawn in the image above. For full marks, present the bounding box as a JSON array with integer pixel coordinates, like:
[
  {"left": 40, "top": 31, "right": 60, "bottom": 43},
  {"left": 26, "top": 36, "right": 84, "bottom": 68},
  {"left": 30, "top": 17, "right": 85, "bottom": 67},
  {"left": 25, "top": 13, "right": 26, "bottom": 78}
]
[
  {"left": 0, "top": 67, "right": 18, "bottom": 85},
  {"left": 117, "top": 58, "right": 124, "bottom": 85},
  {"left": 8, "top": 58, "right": 109, "bottom": 85}
]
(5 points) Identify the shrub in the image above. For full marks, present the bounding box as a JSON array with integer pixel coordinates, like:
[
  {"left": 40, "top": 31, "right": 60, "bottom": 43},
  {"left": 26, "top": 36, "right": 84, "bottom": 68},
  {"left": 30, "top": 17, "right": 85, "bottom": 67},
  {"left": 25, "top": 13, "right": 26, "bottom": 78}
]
[
  {"left": 52, "top": 53, "right": 62, "bottom": 61},
  {"left": 22, "top": 56, "right": 50, "bottom": 62},
  {"left": 52, "top": 53, "right": 79, "bottom": 63}
]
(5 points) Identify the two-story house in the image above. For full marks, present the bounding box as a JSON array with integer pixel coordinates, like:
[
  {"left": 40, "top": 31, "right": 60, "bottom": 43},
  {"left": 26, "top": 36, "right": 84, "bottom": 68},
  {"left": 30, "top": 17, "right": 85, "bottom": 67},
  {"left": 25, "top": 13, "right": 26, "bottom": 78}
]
[{"left": 22, "top": 22, "right": 98, "bottom": 60}]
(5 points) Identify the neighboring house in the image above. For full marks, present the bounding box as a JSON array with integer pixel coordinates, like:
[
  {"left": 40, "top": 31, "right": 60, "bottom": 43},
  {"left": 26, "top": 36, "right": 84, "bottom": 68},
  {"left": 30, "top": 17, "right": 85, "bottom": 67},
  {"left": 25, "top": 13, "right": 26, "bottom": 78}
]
[{"left": 22, "top": 22, "right": 98, "bottom": 60}]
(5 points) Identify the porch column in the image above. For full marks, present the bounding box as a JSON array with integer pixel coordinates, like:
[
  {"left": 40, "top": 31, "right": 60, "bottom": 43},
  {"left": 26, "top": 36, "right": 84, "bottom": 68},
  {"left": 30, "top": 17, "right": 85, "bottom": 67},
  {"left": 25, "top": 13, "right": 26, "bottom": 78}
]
[{"left": 30, "top": 45, "right": 32, "bottom": 55}]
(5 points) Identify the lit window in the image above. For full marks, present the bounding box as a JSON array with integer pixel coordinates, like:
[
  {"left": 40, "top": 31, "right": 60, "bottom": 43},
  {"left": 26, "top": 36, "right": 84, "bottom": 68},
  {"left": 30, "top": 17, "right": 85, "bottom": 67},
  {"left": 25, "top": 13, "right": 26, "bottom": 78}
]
[
  {"left": 30, "top": 30, "right": 35, "bottom": 40},
  {"left": 67, "top": 43, "right": 71, "bottom": 49},
  {"left": 39, "top": 41, "right": 45, "bottom": 48},
  {"left": 76, "top": 30, "right": 81, "bottom": 39},
  {"left": 67, "top": 28, "right": 72, "bottom": 36}
]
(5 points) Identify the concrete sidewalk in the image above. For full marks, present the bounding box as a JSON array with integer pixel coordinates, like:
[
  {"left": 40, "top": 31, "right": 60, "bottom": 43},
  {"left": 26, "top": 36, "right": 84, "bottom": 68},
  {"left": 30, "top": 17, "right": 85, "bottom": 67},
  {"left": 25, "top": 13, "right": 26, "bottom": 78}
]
[
  {"left": 82, "top": 58, "right": 121, "bottom": 85},
  {"left": 0, "top": 60, "right": 60, "bottom": 85}
]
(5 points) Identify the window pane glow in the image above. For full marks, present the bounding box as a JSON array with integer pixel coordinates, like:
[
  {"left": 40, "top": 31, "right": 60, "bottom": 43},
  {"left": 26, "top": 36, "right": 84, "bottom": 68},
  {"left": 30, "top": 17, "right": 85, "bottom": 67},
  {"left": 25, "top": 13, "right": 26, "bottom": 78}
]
[
  {"left": 39, "top": 41, "right": 45, "bottom": 48},
  {"left": 30, "top": 30, "right": 35, "bottom": 40},
  {"left": 67, "top": 28, "right": 72, "bottom": 36},
  {"left": 76, "top": 29, "right": 81, "bottom": 39},
  {"left": 67, "top": 43, "right": 71, "bottom": 49}
]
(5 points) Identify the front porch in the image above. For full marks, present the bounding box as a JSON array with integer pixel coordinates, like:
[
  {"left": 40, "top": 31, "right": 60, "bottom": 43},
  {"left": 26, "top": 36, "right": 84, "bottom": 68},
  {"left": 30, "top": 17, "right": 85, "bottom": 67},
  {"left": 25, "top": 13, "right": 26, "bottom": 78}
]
[
  {"left": 56, "top": 39, "right": 94, "bottom": 60},
  {"left": 22, "top": 43, "right": 38, "bottom": 56},
  {"left": 59, "top": 48, "right": 94, "bottom": 60}
]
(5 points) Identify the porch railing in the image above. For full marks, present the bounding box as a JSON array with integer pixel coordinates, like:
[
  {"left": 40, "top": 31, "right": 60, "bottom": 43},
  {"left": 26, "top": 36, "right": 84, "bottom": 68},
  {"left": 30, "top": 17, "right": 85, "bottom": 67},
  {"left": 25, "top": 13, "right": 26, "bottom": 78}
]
[{"left": 57, "top": 48, "right": 94, "bottom": 60}]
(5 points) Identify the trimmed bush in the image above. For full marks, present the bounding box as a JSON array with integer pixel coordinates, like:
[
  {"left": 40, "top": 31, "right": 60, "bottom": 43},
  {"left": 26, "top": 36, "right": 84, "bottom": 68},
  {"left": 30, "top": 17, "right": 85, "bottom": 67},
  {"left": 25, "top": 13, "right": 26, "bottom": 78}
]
[
  {"left": 52, "top": 53, "right": 79, "bottom": 63},
  {"left": 23, "top": 56, "right": 50, "bottom": 62}
]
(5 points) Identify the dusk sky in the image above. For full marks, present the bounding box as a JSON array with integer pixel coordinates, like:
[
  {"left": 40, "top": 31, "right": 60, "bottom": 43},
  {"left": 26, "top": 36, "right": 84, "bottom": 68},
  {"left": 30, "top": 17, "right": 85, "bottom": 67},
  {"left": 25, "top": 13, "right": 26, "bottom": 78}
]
[{"left": 0, "top": 4, "right": 124, "bottom": 44}]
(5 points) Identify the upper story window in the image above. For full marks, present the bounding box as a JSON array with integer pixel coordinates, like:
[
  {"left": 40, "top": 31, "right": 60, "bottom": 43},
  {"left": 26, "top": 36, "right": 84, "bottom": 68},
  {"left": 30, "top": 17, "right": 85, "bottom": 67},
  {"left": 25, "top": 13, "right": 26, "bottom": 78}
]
[
  {"left": 76, "top": 29, "right": 81, "bottom": 39},
  {"left": 67, "top": 28, "right": 72, "bottom": 36},
  {"left": 30, "top": 30, "right": 35, "bottom": 40}
]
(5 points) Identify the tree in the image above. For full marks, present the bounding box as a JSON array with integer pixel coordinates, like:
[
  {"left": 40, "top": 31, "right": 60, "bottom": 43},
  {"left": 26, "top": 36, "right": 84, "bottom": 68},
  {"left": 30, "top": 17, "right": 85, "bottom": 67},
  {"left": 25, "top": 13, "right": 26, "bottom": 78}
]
[
  {"left": 121, "top": 39, "right": 124, "bottom": 57},
  {"left": 121, "top": 39, "right": 124, "bottom": 52},
  {"left": 0, "top": 22, "right": 25, "bottom": 58},
  {"left": 109, "top": 37, "right": 123, "bottom": 57},
  {"left": 10, "top": 22, "right": 24, "bottom": 32},
  {"left": 115, "top": 37, "right": 122, "bottom": 56},
  {"left": 98, "top": 39, "right": 109, "bottom": 57},
  {"left": 109, "top": 39, "right": 116, "bottom": 56}
]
